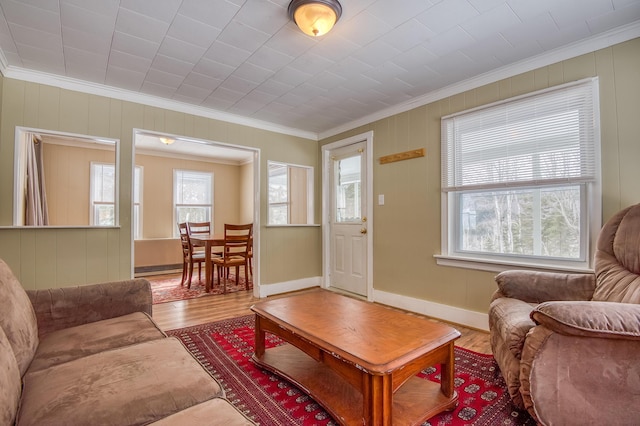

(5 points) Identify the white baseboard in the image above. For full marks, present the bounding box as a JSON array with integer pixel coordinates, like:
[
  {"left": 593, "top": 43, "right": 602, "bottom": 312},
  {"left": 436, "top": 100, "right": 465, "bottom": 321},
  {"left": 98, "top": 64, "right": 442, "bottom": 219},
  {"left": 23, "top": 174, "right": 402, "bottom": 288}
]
[
  {"left": 373, "top": 289, "right": 489, "bottom": 332},
  {"left": 258, "top": 276, "right": 322, "bottom": 298},
  {"left": 135, "top": 268, "right": 182, "bottom": 277},
  {"left": 258, "top": 278, "right": 489, "bottom": 331}
]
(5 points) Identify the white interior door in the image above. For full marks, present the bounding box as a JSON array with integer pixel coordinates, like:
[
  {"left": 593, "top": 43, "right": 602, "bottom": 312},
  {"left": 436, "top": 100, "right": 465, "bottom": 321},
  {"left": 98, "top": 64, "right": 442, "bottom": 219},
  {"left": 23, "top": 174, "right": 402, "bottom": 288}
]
[{"left": 328, "top": 141, "right": 368, "bottom": 297}]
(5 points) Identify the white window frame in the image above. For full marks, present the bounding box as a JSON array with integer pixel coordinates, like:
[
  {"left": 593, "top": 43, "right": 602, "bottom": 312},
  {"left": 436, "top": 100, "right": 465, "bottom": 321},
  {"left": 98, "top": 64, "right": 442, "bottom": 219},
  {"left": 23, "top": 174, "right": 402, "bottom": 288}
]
[
  {"left": 267, "top": 161, "right": 315, "bottom": 226},
  {"left": 268, "top": 162, "right": 289, "bottom": 225},
  {"left": 436, "top": 78, "right": 601, "bottom": 273},
  {"left": 90, "top": 163, "right": 142, "bottom": 238},
  {"left": 90, "top": 162, "right": 116, "bottom": 227},
  {"left": 173, "top": 169, "right": 213, "bottom": 236},
  {"left": 133, "top": 166, "right": 142, "bottom": 240}
]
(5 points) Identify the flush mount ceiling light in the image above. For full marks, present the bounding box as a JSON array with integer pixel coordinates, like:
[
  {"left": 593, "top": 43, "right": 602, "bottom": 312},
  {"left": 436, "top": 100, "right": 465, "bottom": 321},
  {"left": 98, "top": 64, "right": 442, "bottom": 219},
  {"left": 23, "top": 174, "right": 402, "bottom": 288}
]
[
  {"left": 159, "top": 137, "right": 175, "bottom": 145},
  {"left": 288, "top": 0, "right": 342, "bottom": 37}
]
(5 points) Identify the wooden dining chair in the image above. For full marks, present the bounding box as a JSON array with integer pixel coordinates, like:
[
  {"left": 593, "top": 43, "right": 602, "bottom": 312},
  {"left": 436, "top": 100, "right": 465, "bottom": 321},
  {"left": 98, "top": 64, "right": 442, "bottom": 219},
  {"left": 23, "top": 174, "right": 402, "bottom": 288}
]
[
  {"left": 178, "top": 222, "right": 205, "bottom": 288},
  {"left": 187, "top": 221, "right": 223, "bottom": 259},
  {"left": 186, "top": 221, "right": 210, "bottom": 236},
  {"left": 212, "top": 223, "right": 253, "bottom": 293},
  {"left": 247, "top": 236, "right": 253, "bottom": 281}
]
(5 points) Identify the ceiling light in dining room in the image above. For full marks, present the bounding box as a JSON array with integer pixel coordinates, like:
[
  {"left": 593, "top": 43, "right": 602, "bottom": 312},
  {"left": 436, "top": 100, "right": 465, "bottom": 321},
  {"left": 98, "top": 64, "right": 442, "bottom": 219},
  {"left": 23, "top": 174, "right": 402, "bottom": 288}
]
[
  {"left": 159, "top": 137, "right": 175, "bottom": 145},
  {"left": 288, "top": 0, "right": 342, "bottom": 37}
]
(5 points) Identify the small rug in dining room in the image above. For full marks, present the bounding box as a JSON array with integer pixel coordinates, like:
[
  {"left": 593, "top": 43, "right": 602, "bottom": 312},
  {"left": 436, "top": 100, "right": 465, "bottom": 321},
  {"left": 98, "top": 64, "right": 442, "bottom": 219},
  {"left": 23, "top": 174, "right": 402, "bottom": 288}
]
[
  {"left": 149, "top": 274, "right": 251, "bottom": 304},
  {"left": 167, "top": 315, "right": 536, "bottom": 426}
]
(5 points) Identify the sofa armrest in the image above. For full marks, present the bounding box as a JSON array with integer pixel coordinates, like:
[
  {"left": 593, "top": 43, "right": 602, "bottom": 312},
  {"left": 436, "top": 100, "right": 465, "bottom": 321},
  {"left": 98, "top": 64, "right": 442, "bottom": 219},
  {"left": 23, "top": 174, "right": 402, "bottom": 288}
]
[
  {"left": 494, "top": 270, "right": 595, "bottom": 304},
  {"left": 531, "top": 301, "right": 640, "bottom": 339},
  {"left": 519, "top": 323, "right": 640, "bottom": 425},
  {"left": 27, "top": 279, "right": 152, "bottom": 337}
]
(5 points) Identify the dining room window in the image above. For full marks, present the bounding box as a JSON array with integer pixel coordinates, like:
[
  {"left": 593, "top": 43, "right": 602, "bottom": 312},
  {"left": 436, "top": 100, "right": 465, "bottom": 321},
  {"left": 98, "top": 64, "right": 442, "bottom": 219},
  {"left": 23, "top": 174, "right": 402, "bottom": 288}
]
[
  {"left": 90, "top": 163, "right": 142, "bottom": 238},
  {"left": 439, "top": 78, "right": 601, "bottom": 271},
  {"left": 174, "top": 169, "right": 213, "bottom": 234},
  {"left": 90, "top": 163, "right": 115, "bottom": 226}
]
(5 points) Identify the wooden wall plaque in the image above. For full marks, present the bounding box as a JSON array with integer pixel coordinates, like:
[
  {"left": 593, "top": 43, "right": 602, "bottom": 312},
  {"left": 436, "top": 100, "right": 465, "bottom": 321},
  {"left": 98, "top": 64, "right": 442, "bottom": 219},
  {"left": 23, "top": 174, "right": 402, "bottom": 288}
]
[{"left": 379, "top": 148, "right": 425, "bottom": 164}]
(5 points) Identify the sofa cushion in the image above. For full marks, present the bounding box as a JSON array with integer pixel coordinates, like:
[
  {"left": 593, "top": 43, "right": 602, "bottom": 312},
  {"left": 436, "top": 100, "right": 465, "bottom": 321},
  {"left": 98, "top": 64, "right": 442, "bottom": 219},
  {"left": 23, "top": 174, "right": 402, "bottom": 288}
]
[
  {"left": 489, "top": 328, "right": 525, "bottom": 409},
  {"left": 0, "top": 259, "right": 39, "bottom": 376},
  {"left": 488, "top": 297, "right": 536, "bottom": 360},
  {"left": 17, "top": 337, "right": 224, "bottom": 426},
  {"left": 594, "top": 250, "right": 640, "bottom": 303},
  {"left": 27, "top": 279, "right": 153, "bottom": 336},
  {"left": 28, "top": 312, "right": 167, "bottom": 372},
  {"left": 149, "top": 398, "right": 256, "bottom": 425},
  {"left": 0, "top": 326, "right": 22, "bottom": 426}
]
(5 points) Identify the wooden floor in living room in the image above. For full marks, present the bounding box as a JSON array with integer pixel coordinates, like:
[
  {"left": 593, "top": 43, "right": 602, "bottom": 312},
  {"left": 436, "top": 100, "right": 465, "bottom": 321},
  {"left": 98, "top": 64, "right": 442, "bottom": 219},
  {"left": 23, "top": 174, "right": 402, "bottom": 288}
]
[{"left": 149, "top": 273, "right": 492, "bottom": 354}]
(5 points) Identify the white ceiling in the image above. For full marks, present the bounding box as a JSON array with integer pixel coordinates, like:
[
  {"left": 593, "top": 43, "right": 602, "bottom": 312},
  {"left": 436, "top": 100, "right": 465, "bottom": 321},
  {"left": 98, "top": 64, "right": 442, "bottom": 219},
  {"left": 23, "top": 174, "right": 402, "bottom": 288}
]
[
  {"left": 135, "top": 132, "right": 255, "bottom": 163},
  {"left": 0, "top": 0, "right": 639, "bottom": 140}
]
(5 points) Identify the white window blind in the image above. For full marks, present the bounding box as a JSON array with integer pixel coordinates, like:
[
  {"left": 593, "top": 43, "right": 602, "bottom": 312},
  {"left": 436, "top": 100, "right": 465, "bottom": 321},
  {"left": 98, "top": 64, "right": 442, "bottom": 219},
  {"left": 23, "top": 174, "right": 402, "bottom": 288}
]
[
  {"left": 175, "top": 170, "right": 212, "bottom": 205},
  {"left": 442, "top": 78, "right": 598, "bottom": 192},
  {"left": 173, "top": 169, "right": 213, "bottom": 232}
]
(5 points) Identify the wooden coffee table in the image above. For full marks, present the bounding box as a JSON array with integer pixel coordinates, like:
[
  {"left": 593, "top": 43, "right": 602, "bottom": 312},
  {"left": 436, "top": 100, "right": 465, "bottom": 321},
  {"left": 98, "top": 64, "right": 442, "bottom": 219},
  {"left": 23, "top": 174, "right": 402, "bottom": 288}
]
[{"left": 251, "top": 290, "right": 460, "bottom": 425}]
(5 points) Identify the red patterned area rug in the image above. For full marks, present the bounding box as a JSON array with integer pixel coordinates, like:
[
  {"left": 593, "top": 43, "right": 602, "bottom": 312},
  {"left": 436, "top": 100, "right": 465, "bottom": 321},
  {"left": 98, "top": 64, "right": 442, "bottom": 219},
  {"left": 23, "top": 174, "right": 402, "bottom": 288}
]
[
  {"left": 150, "top": 275, "right": 251, "bottom": 304},
  {"left": 167, "top": 315, "right": 536, "bottom": 426}
]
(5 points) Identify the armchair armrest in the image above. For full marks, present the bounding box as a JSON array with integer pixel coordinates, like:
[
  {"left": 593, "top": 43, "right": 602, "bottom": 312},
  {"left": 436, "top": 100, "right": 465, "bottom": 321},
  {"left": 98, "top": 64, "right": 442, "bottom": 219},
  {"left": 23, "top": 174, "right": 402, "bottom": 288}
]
[
  {"left": 532, "top": 301, "right": 640, "bottom": 339},
  {"left": 493, "top": 270, "right": 595, "bottom": 304},
  {"left": 27, "top": 278, "right": 152, "bottom": 337}
]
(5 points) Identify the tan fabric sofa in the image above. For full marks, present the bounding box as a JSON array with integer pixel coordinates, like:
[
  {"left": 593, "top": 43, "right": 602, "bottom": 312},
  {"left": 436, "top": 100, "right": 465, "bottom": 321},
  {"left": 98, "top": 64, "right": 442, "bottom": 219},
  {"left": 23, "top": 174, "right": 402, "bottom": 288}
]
[
  {"left": 489, "top": 204, "right": 640, "bottom": 425},
  {"left": 0, "top": 259, "right": 255, "bottom": 425}
]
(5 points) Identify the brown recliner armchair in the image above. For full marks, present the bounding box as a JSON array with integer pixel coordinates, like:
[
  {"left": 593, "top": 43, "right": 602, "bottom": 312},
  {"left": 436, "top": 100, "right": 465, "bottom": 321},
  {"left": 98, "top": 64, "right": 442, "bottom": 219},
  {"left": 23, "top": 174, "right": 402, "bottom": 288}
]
[{"left": 489, "top": 204, "right": 640, "bottom": 425}]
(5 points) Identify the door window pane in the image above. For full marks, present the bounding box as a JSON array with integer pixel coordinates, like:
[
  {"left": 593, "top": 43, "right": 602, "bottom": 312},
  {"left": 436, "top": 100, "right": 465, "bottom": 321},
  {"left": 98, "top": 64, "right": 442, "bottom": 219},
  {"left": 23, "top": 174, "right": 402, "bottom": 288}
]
[{"left": 335, "top": 155, "right": 361, "bottom": 223}]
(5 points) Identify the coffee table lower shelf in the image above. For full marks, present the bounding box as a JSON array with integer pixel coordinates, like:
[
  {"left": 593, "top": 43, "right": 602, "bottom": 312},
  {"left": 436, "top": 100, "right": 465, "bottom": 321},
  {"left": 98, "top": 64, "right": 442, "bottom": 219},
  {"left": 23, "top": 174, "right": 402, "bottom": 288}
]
[{"left": 252, "top": 343, "right": 457, "bottom": 425}]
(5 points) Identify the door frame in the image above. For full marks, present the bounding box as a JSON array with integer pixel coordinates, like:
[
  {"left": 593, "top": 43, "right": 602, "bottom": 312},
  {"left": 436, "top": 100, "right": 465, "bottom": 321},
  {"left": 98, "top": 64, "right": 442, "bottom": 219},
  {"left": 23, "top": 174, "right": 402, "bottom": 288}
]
[
  {"left": 321, "top": 131, "right": 374, "bottom": 301},
  {"left": 132, "top": 129, "right": 261, "bottom": 298}
]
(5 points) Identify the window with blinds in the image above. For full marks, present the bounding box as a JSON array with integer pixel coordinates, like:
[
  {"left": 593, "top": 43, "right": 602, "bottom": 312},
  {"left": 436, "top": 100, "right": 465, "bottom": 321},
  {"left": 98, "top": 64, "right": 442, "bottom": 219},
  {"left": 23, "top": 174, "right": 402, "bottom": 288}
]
[{"left": 439, "top": 78, "right": 601, "bottom": 270}]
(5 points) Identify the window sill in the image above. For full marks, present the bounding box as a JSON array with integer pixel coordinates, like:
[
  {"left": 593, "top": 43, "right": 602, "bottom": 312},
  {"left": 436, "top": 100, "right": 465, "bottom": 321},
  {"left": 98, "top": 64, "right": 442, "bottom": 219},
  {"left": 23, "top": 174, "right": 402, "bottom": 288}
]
[{"left": 434, "top": 254, "right": 594, "bottom": 274}]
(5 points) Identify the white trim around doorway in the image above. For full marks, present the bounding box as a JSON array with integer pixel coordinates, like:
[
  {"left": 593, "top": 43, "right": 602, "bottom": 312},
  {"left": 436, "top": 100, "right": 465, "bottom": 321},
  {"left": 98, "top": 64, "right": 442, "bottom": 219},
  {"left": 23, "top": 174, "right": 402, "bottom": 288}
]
[{"left": 321, "top": 131, "right": 374, "bottom": 301}]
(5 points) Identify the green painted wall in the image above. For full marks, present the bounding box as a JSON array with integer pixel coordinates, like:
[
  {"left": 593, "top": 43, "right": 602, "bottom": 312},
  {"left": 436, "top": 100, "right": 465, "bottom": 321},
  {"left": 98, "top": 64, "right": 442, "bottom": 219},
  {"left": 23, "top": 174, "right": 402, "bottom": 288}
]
[
  {"left": 0, "top": 78, "right": 322, "bottom": 289},
  {"left": 320, "top": 38, "right": 640, "bottom": 314},
  {"left": 1, "top": 38, "right": 638, "bottom": 321}
]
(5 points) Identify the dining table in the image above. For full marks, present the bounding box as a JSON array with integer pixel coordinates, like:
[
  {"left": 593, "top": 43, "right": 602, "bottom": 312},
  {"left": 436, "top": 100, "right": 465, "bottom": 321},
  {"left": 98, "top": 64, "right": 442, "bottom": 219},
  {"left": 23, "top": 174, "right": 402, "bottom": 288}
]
[{"left": 189, "top": 234, "right": 225, "bottom": 292}]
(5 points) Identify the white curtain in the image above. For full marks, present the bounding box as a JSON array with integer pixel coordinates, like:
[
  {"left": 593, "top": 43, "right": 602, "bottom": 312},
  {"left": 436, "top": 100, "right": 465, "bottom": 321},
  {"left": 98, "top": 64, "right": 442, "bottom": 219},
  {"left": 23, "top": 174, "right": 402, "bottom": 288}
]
[{"left": 25, "top": 134, "right": 49, "bottom": 226}]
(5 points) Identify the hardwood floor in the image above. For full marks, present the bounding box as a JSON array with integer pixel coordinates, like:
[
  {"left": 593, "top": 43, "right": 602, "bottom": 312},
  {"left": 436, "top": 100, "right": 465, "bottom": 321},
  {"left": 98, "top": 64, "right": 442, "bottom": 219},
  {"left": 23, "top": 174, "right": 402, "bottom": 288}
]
[{"left": 149, "top": 273, "right": 492, "bottom": 354}]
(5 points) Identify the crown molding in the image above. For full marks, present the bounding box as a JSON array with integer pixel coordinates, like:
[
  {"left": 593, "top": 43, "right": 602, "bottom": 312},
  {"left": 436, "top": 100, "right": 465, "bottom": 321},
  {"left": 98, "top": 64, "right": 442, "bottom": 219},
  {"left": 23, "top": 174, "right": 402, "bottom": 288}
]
[
  {"left": 319, "top": 22, "right": 640, "bottom": 140},
  {"left": 0, "top": 66, "right": 318, "bottom": 141}
]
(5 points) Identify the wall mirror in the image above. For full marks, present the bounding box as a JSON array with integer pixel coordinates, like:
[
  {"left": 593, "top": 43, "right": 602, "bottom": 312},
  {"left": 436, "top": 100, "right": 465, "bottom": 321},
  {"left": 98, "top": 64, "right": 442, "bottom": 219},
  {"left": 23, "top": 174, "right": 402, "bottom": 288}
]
[
  {"left": 13, "top": 127, "right": 118, "bottom": 227},
  {"left": 267, "top": 161, "right": 314, "bottom": 225}
]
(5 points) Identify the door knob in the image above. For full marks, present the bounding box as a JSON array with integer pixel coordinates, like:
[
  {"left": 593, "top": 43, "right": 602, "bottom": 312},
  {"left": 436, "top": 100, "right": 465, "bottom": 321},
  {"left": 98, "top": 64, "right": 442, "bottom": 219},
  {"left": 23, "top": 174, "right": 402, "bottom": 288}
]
[{"left": 360, "top": 228, "right": 367, "bottom": 234}]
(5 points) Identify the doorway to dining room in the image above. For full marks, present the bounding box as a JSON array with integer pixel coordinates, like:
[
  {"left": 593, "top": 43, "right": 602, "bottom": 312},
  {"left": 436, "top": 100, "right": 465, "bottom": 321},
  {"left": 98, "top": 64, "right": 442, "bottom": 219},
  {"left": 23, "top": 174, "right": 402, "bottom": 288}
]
[{"left": 132, "top": 130, "right": 260, "bottom": 296}]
